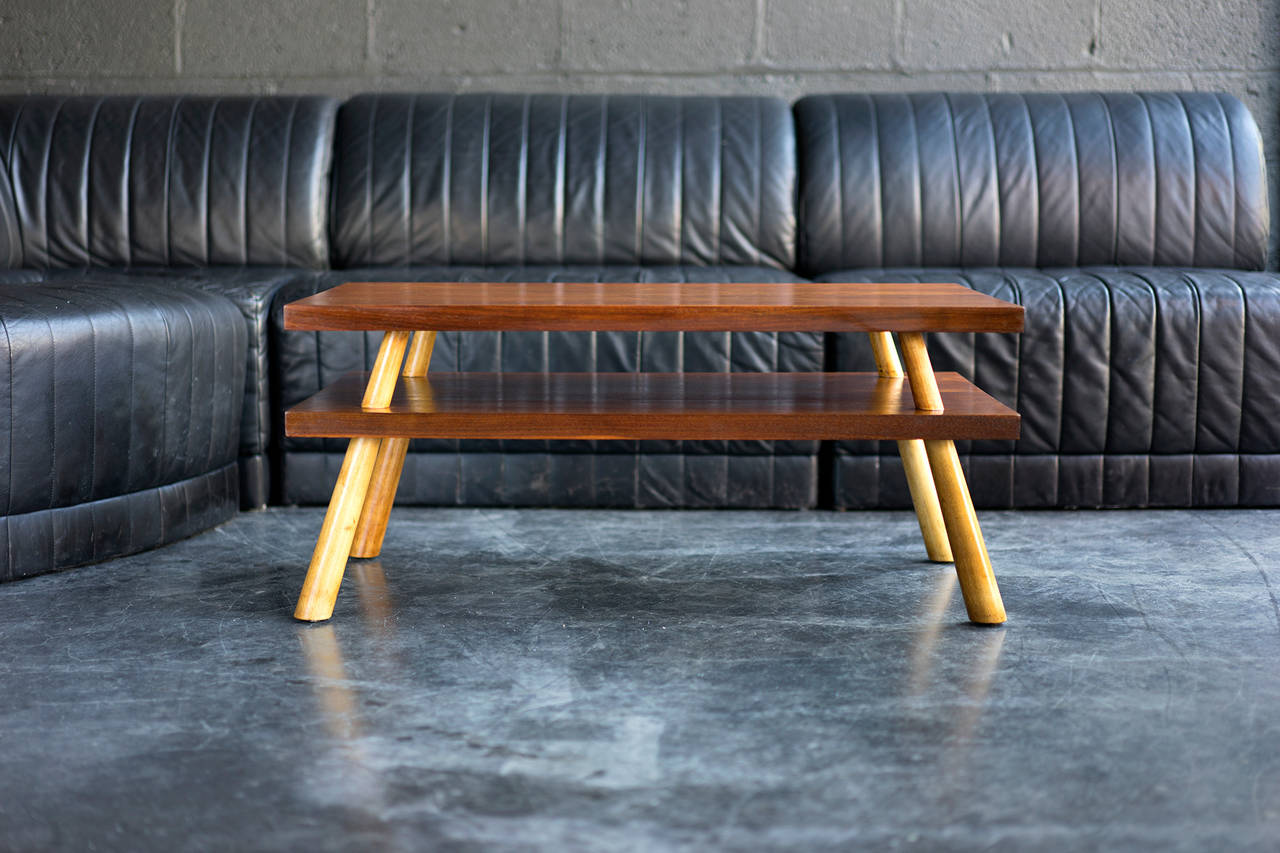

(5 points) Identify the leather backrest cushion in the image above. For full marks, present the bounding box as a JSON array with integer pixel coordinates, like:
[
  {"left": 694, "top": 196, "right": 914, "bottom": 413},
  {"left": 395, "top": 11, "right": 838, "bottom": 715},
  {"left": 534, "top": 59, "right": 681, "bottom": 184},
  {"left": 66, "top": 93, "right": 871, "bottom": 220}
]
[
  {"left": 331, "top": 94, "right": 797, "bottom": 269},
  {"left": 0, "top": 95, "right": 339, "bottom": 270},
  {"left": 795, "top": 92, "right": 1269, "bottom": 274}
]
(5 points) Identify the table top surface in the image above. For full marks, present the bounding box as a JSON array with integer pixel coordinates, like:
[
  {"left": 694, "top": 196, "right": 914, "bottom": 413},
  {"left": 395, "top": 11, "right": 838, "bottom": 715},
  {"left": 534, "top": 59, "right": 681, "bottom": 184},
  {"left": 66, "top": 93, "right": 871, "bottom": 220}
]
[{"left": 283, "top": 281, "right": 1025, "bottom": 333}]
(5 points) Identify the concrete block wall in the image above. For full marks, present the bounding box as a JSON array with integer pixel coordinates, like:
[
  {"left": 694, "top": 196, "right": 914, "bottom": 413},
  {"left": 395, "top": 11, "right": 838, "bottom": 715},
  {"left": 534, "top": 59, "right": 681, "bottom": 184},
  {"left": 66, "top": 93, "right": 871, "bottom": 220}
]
[{"left": 2, "top": 0, "right": 1279, "bottom": 265}]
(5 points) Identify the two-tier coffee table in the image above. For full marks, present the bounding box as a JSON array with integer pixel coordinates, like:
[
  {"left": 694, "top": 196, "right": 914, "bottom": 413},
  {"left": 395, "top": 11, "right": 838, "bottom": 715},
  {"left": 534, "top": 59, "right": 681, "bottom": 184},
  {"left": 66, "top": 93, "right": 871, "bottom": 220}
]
[{"left": 283, "top": 282, "right": 1023, "bottom": 624}]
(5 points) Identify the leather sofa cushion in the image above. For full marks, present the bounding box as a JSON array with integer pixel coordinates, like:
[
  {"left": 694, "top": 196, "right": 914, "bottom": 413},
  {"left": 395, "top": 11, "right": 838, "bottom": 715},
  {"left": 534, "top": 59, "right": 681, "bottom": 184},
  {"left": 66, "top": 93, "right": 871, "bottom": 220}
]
[
  {"left": 2, "top": 466, "right": 238, "bottom": 582},
  {"left": 818, "top": 267, "right": 1280, "bottom": 459},
  {"left": 271, "top": 265, "right": 824, "bottom": 462},
  {"left": 330, "top": 94, "right": 797, "bottom": 270},
  {"left": 78, "top": 267, "right": 312, "bottom": 458},
  {"left": 795, "top": 93, "right": 1268, "bottom": 275},
  {"left": 0, "top": 277, "right": 246, "bottom": 517},
  {"left": 0, "top": 96, "right": 339, "bottom": 270},
  {"left": 834, "top": 451, "right": 1280, "bottom": 509},
  {"left": 33, "top": 267, "right": 314, "bottom": 508}
]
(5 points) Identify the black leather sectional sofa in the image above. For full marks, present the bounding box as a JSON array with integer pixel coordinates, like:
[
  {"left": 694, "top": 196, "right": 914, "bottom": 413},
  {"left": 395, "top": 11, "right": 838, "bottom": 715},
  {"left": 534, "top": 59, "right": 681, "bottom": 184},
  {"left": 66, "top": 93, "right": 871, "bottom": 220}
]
[{"left": 1, "top": 91, "right": 1276, "bottom": 581}]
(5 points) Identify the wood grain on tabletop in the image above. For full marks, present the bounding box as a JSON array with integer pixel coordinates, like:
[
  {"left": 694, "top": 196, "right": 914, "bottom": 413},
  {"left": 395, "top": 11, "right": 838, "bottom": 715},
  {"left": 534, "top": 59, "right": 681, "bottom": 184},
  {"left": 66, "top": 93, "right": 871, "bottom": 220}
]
[{"left": 283, "top": 281, "right": 1025, "bottom": 333}]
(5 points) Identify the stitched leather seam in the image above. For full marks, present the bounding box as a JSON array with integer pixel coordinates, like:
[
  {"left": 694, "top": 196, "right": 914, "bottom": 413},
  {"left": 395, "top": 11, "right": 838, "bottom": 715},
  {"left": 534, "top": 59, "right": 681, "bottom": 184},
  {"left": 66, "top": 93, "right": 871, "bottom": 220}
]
[
  {"left": 752, "top": 98, "right": 763, "bottom": 267},
  {"left": 80, "top": 100, "right": 103, "bottom": 267},
  {"left": 1097, "top": 92, "right": 1120, "bottom": 264},
  {"left": 0, "top": 310, "right": 10, "bottom": 515},
  {"left": 280, "top": 99, "right": 298, "bottom": 267},
  {"left": 634, "top": 97, "right": 646, "bottom": 262},
  {"left": 403, "top": 95, "right": 415, "bottom": 266},
  {"left": 711, "top": 98, "right": 722, "bottom": 263},
  {"left": 1162, "top": 268, "right": 1201, "bottom": 452},
  {"left": 674, "top": 98, "right": 684, "bottom": 264},
  {"left": 38, "top": 99, "right": 67, "bottom": 269},
  {"left": 239, "top": 98, "right": 256, "bottom": 266},
  {"left": 555, "top": 95, "right": 568, "bottom": 264},
  {"left": 121, "top": 99, "right": 142, "bottom": 267},
  {"left": 161, "top": 97, "right": 183, "bottom": 267},
  {"left": 1213, "top": 93, "right": 1238, "bottom": 267},
  {"left": 1132, "top": 94, "right": 1158, "bottom": 265},
  {"left": 363, "top": 97, "right": 377, "bottom": 266},
  {"left": 1059, "top": 93, "right": 1081, "bottom": 268},
  {"left": 941, "top": 93, "right": 964, "bottom": 264},
  {"left": 1, "top": 100, "right": 26, "bottom": 267},
  {"left": 479, "top": 95, "right": 492, "bottom": 263},
  {"left": 594, "top": 96, "right": 606, "bottom": 266},
  {"left": 1221, "top": 269, "right": 1250, "bottom": 452},
  {"left": 200, "top": 100, "right": 217, "bottom": 266},
  {"left": 1179, "top": 94, "right": 1200, "bottom": 267},
  {"left": 1012, "top": 94, "right": 1040, "bottom": 269},
  {"left": 517, "top": 95, "right": 531, "bottom": 266},
  {"left": 906, "top": 94, "right": 923, "bottom": 266},
  {"left": 979, "top": 96, "right": 1001, "bottom": 267},
  {"left": 443, "top": 95, "right": 455, "bottom": 264},
  {"left": 869, "top": 95, "right": 884, "bottom": 268}
]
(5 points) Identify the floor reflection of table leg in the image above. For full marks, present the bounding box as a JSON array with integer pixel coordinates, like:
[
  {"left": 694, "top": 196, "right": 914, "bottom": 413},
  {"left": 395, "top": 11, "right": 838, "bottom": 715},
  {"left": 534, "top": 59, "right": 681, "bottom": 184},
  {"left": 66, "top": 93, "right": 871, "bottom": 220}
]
[{"left": 298, "top": 625, "right": 361, "bottom": 741}]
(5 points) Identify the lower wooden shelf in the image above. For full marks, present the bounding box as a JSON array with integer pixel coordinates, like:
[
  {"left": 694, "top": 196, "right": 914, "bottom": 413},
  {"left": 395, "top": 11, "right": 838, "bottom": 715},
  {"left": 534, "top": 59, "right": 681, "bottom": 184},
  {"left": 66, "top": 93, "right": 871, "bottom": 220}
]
[{"left": 285, "top": 371, "right": 1020, "bottom": 441}]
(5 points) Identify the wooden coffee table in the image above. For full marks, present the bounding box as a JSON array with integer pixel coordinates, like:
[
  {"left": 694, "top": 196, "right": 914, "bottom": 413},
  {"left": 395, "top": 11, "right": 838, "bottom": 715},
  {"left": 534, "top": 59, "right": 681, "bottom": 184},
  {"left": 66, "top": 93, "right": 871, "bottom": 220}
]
[{"left": 283, "top": 282, "right": 1023, "bottom": 624}]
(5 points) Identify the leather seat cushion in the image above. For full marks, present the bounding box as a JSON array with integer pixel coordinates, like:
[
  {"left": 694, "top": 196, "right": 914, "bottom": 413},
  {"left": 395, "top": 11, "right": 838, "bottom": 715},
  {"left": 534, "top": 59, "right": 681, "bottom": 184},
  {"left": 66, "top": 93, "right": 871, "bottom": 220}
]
[
  {"left": 817, "top": 266, "right": 1280, "bottom": 507},
  {"left": 47, "top": 267, "right": 315, "bottom": 507},
  {"left": 0, "top": 277, "right": 246, "bottom": 577}
]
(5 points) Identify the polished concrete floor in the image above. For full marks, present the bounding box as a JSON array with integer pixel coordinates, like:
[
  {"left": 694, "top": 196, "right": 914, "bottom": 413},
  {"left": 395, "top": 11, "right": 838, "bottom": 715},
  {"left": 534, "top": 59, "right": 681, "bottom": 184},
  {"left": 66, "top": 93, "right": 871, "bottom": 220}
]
[{"left": 1, "top": 507, "right": 1279, "bottom": 851}]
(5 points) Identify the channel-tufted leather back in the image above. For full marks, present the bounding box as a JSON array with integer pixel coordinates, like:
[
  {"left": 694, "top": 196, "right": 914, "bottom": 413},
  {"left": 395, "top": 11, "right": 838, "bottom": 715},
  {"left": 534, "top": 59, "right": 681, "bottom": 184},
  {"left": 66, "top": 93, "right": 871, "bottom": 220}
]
[
  {"left": 330, "top": 94, "right": 797, "bottom": 269},
  {"left": 0, "top": 95, "right": 339, "bottom": 270},
  {"left": 795, "top": 92, "right": 1269, "bottom": 274}
]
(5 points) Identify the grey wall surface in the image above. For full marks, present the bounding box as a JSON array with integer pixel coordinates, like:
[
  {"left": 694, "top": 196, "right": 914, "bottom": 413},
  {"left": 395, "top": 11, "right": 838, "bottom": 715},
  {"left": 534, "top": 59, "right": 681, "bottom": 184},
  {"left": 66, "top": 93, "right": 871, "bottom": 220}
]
[{"left": 3, "top": 0, "right": 1279, "bottom": 265}]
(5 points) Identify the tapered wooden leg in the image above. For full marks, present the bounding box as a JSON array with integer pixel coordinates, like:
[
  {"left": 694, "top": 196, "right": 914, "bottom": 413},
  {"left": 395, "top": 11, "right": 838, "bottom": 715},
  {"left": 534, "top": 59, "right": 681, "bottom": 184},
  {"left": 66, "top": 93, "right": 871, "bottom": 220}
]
[
  {"left": 350, "top": 331, "right": 436, "bottom": 559},
  {"left": 360, "top": 331, "right": 412, "bottom": 409},
  {"left": 898, "top": 330, "right": 1004, "bottom": 623},
  {"left": 924, "top": 438, "right": 1006, "bottom": 624},
  {"left": 867, "top": 332, "right": 952, "bottom": 562},
  {"left": 899, "top": 331, "right": 943, "bottom": 411},
  {"left": 350, "top": 437, "right": 410, "bottom": 558},
  {"left": 294, "top": 330, "right": 414, "bottom": 621},
  {"left": 401, "top": 330, "right": 437, "bottom": 378},
  {"left": 294, "top": 437, "right": 383, "bottom": 621},
  {"left": 897, "top": 439, "right": 953, "bottom": 562}
]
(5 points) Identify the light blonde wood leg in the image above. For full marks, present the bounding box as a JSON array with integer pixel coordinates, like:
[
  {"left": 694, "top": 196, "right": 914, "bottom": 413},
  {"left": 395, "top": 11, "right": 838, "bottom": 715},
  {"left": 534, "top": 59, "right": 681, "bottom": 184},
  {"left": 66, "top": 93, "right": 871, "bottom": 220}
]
[
  {"left": 899, "top": 330, "right": 1004, "bottom": 624},
  {"left": 402, "top": 330, "right": 437, "bottom": 378},
  {"left": 868, "top": 332, "right": 952, "bottom": 562},
  {"left": 360, "top": 331, "right": 412, "bottom": 409},
  {"left": 351, "top": 331, "right": 436, "bottom": 559},
  {"left": 349, "top": 437, "right": 410, "bottom": 558},
  {"left": 899, "top": 331, "right": 943, "bottom": 411},
  {"left": 294, "top": 331, "right": 412, "bottom": 621},
  {"left": 897, "top": 438, "right": 953, "bottom": 562},
  {"left": 925, "top": 438, "right": 1006, "bottom": 624},
  {"left": 294, "top": 437, "right": 384, "bottom": 621}
]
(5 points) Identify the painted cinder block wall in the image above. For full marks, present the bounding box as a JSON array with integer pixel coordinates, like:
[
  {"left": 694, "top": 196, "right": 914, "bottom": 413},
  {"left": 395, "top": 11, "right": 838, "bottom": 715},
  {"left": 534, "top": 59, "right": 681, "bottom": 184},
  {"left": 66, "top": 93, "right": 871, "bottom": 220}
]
[{"left": 2, "top": 0, "right": 1278, "bottom": 265}]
